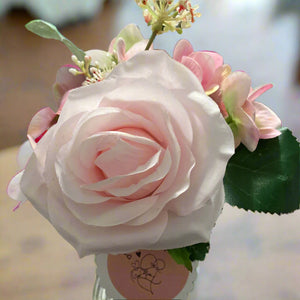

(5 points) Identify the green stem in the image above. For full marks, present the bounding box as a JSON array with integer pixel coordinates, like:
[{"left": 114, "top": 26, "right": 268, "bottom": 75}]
[{"left": 145, "top": 30, "right": 158, "bottom": 50}]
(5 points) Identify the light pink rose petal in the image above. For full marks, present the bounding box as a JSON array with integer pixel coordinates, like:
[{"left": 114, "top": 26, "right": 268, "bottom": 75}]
[
  {"left": 46, "top": 189, "right": 169, "bottom": 256},
  {"left": 7, "top": 171, "right": 27, "bottom": 203},
  {"left": 100, "top": 82, "right": 194, "bottom": 146},
  {"left": 17, "top": 141, "right": 33, "bottom": 170},
  {"left": 248, "top": 83, "right": 273, "bottom": 102},
  {"left": 79, "top": 131, "right": 160, "bottom": 171},
  {"left": 80, "top": 132, "right": 161, "bottom": 182},
  {"left": 113, "top": 50, "right": 204, "bottom": 94},
  {"left": 92, "top": 150, "right": 163, "bottom": 199},
  {"left": 153, "top": 186, "right": 225, "bottom": 249},
  {"left": 31, "top": 123, "right": 58, "bottom": 168},
  {"left": 55, "top": 157, "right": 111, "bottom": 205},
  {"left": 43, "top": 114, "right": 84, "bottom": 188},
  {"left": 53, "top": 65, "right": 85, "bottom": 101},
  {"left": 103, "top": 149, "right": 171, "bottom": 197},
  {"left": 83, "top": 149, "right": 170, "bottom": 193},
  {"left": 96, "top": 137, "right": 157, "bottom": 177},
  {"left": 173, "top": 39, "right": 194, "bottom": 61},
  {"left": 167, "top": 91, "right": 234, "bottom": 215},
  {"left": 56, "top": 91, "right": 70, "bottom": 114},
  {"left": 127, "top": 142, "right": 195, "bottom": 225},
  {"left": 58, "top": 134, "right": 163, "bottom": 205},
  {"left": 65, "top": 108, "right": 165, "bottom": 184},
  {"left": 63, "top": 194, "right": 159, "bottom": 227},
  {"left": 27, "top": 107, "right": 56, "bottom": 143},
  {"left": 60, "top": 51, "right": 203, "bottom": 126},
  {"left": 99, "top": 102, "right": 181, "bottom": 196},
  {"left": 20, "top": 153, "right": 50, "bottom": 219}
]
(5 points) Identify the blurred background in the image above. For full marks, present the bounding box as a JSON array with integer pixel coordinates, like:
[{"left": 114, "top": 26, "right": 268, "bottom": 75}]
[{"left": 0, "top": 0, "right": 299, "bottom": 299}]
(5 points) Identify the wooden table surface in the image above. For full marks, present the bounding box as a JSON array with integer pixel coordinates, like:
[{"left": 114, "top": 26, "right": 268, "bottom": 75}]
[{"left": 0, "top": 146, "right": 95, "bottom": 300}]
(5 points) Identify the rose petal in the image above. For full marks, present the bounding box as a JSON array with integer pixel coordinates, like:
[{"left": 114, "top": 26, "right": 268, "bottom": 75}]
[
  {"left": 7, "top": 171, "right": 27, "bottom": 203},
  {"left": 27, "top": 107, "right": 56, "bottom": 143},
  {"left": 152, "top": 186, "right": 225, "bottom": 249},
  {"left": 53, "top": 65, "right": 85, "bottom": 101},
  {"left": 167, "top": 91, "right": 234, "bottom": 214},
  {"left": 17, "top": 141, "right": 33, "bottom": 170},
  {"left": 20, "top": 154, "right": 49, "bottom": 219},
  {"left": 46, "top": 190, "right": 168, "bottom": 256},
  {"left": 103, "top": 149, "right": 171, "bottom": 197},
  {"left": 63, "top": 194, "right": 159, "bottom": 227},
  {"left": 125, "top": 39, "right": 150, "bottom": 60},
  {"left": 95, "top": 136, "right": 157, "bottom": 177}
]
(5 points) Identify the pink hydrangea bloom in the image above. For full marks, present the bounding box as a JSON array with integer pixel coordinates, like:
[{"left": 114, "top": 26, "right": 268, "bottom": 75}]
[
  {"left": 173, "top": 39, "right": 230, "bottom": 97},
  {"left": 222, "top": 71, "right": 281, "bottom": 151}
]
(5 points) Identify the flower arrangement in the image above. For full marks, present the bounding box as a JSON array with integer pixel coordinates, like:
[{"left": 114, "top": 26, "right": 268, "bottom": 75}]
[{"left": 7, "top": 0, "right": 300, "bottom": 297}]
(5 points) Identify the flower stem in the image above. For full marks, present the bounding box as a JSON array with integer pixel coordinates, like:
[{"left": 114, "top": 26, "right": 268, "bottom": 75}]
[{"left": 145, "top": 30, "right": 158, "bottom": 50}]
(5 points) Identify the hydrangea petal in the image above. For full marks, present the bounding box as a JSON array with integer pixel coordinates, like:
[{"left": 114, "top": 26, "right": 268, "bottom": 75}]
[
  {"left": 173, "top": 39, "right": 194, "bottom": 61},
  {"left": 222, "top": 72, "right": 251, "bottom": 113}
]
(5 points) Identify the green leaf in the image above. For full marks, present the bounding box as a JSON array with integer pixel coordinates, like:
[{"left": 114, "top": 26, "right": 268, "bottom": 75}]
[
  {"left": 224, "top": 128, "right": 300, "bottom": 214},
  {"left": 168, "top": 242, "right": 210, "bottom": 272},
  {"left": 168, "top": 248, "right": 193, "bottom": 272},
  {"left": 25, "top": 20, "right": 85, "bottom": 61},
  {"left": 186, "top": 243, "right": 210, "bottom": 261}
]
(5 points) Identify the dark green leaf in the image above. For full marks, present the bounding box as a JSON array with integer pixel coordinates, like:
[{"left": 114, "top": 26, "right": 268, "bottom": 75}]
[
  {"left": 168, "top": 242, "right": 210, "bottom": 272},
  {"left": 186, "top": 243, "right": 210, "bottom": 261},
  {"left": 224, "top": 128, "right": 300, "bottom": 214},
  {"left": 168, "top": 248, "right": 193, "bottom": 272},
  {"left": 25, "top": 20, "right": 85, "bottom": 61}
]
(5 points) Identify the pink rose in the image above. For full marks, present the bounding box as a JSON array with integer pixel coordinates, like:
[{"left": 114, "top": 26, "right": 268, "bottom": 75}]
[{"left": 8, "top": 51, "right": 234, "bottom": 256}]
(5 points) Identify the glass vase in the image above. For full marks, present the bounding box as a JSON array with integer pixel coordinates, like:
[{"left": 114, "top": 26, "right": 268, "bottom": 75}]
[{"left": 93, "top": 250, "right": 198, "bottom": 300}]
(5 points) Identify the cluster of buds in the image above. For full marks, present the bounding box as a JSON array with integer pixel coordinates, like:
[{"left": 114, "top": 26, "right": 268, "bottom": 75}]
[
  {"left": 69, "top": 55, "right": 116, "bottom": 86},
  {"left": 136, "top": 0, "right": 200, "bottom": 34}
]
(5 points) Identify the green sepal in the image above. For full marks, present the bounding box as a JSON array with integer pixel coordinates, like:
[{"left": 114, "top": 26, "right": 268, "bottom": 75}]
[
  {"left": 168, "top": 248, "right": 193, "bottom": 272},
  {"left": 25, "top": 20, "right": 85, "bottom": 61},
  {"left": 113, "top": 24, "right": 144, "bottom": 52},
  {"left": 224, "top": 128, "right": 300, "bottom": 214}
]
